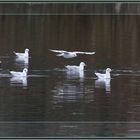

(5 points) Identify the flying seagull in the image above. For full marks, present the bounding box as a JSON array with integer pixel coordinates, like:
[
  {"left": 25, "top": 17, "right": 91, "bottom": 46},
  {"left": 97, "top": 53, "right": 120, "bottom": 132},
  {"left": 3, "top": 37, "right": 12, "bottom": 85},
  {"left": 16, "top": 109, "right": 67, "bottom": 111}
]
[{"left": 49, "top": 49, "right": 95, "bottom": 58}]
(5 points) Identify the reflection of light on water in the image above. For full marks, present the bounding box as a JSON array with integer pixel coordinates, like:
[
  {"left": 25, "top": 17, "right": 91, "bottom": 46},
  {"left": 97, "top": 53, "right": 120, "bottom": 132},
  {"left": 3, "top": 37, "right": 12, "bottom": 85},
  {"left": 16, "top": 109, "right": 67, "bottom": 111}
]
[
  {"left": 15, "top": 57, "right": 29, "bottom": 68},
  {"left": 66, "top": 70, "right": 84, "bottom": 81},
  {"left": 15, "top": 57, "right": 29, "bottom": 64},
  {"left": 115, "top": 2, "right": 122, "bottom": 13},
  {"left": 95, "top": 79, "right": 111, "bottom": 93},
  {"left": 51, "top": 75, "right": 94, "bottom": 104},
  {"left": 10, "top": 77, "right": 28, "bottom": 89}
]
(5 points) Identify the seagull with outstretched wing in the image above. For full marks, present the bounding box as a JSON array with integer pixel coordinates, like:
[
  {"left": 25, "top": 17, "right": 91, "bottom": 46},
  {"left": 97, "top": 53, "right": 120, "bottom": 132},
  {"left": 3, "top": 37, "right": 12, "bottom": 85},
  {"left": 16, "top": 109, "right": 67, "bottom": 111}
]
[{"left": 49, "top": 49, "right": 95, "bottom": 58}]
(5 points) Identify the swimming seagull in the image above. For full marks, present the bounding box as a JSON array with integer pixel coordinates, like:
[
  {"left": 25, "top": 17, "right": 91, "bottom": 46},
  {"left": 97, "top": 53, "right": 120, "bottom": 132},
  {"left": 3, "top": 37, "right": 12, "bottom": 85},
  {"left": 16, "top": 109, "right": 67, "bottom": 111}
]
[
  {"left": 95, "top": 68, "right": 112, "bottom": 79},
  {"left": 65, "top": 62, "right": 86, "bottom": 71},
  {"left": 49, "top": 49, "right": 95, "bottom": 58},
  {"left": 14, "top": 48, "right": 29, "bottom": 59},
  {"left": 10, "top": 68, "right": 28, "bottom": 77}
]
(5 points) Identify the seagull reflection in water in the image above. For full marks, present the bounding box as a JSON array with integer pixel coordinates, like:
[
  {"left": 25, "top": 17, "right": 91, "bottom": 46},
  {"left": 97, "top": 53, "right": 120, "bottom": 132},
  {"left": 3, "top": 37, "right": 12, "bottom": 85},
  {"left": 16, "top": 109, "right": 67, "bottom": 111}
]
[
  {"left": 52, "top": 71, "right": 94, "bottom": 104},
  {"left": 95, "top": 79, "right": 111, "bottom": 93},
  {"left": 66, "top": 69, "right": 84, "bottom": 81},
  {"left": 10, "top": 76, "right": 27, "bottom": 88},
  {"left": 15, "top": 57, "right": 29, "bottom": 67}
]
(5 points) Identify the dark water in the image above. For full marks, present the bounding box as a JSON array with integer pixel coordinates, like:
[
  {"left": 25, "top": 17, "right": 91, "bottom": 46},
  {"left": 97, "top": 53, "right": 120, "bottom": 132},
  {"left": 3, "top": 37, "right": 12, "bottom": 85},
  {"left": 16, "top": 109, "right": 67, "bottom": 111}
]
[
  {"left": 0, "top": 2, "right": 140, "bottom": 138},
  {"left": 0, "top": 57, "right": 140, "bottom": 138}
]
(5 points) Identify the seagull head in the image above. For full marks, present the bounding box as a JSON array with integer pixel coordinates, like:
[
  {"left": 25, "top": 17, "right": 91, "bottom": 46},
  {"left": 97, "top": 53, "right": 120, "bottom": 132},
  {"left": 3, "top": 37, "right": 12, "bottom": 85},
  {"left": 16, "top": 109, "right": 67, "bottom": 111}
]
[
  {"left": 80, "top": 62, "right": 86, "bottom": 67},
  {"left": 68, "top": 52, "right": 77, "bottom": 57},
  {"left": 73, "top": 53, "right": 77, "bottom": 57},
  {"left": 23, "top": 68, "right": 28, "bottom": 73},
  {"left": 25, "top": 48, "right": 29, "bottom": 53},
  {"left": 106, "top": 68, "right": 112, "bottom": 72}
]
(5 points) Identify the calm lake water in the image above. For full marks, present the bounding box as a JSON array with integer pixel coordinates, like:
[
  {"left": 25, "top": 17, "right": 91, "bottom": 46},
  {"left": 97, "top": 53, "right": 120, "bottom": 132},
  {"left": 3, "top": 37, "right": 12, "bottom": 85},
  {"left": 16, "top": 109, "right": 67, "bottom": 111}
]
[
  {"left": 0, "top": 56, "right": 139, "bottom": 138},
  {"left": 0, "top": 2, "right": 140, "bottom": 138}
]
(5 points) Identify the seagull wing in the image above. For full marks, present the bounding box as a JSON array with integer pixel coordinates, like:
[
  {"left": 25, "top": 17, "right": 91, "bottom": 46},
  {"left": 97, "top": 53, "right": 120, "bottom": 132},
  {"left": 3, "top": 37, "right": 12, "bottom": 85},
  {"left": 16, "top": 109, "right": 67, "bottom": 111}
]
[
  {"left": 95, "top": 73, "right": 105, "bottom": 79},
  {"left": 10, "top": 71, "right": 17, "bottom": 75},
  {"left": 49, "top": 49, "right": 67, "bottom": 53},
  {"left": 65, "top": 65, "right": 78, "bottom": 70},
  {"left": 74, "top": 51, "right": 96, "bottom": 55},
  {"left": 14, "top": 52, "right": 24, "bottom": 56},
  {"left": 15, "top": 53, "right": 22, "bottom": 55}
]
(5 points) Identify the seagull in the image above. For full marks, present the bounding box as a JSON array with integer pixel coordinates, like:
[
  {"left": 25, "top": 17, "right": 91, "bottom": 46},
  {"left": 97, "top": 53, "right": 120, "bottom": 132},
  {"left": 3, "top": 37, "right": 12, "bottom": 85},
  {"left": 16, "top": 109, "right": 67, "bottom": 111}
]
[
  {"left": 14, "top": 48, "right": 29, "bottom": 59},
  {"left": 10, "top": 68, "right": 28, "bottom": 77},
  {"left": 65, "top": 62, "right": 86, "bottom": 71},
  {"left": 95, "top": 68, "right": 112, "bottom": 79},
  {"left": 49, "top": 49, "right": 95, "bottom": 58}
]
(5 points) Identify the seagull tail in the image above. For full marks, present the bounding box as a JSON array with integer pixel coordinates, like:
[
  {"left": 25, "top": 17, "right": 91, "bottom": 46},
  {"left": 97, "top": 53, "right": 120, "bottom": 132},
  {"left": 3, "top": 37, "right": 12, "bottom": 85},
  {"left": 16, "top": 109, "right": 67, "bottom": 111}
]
[
  {"left": 95, "top": 73, "right": 98, "bottom": 76},
  {"left": 49, "top": 49, "right": 53, "bottom": 52},
  {"left": 95, "top": 72, "right": 101, "bottom": 77},
  {"left": 13, "top": 51, "right": 16, "bottom": 55}
]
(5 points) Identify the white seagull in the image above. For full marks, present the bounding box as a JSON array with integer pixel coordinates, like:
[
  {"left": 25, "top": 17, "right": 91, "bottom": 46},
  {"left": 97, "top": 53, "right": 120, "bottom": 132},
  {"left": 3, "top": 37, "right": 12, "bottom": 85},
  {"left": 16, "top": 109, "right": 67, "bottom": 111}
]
[
  {"left": 65, "top": 62, "right": 86, "bottom": 71},
  {"left": 10, "top": 68, "right": 28, "bottom": 77},
  {"left": 49, "top": 49, "right": 95, "bottom": 58},
  {"left": 14, "top": 48, "right": 29, "bottom": 59},
  {"left": 95, "top": 68, "right": 112, "bottom": 79}
]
